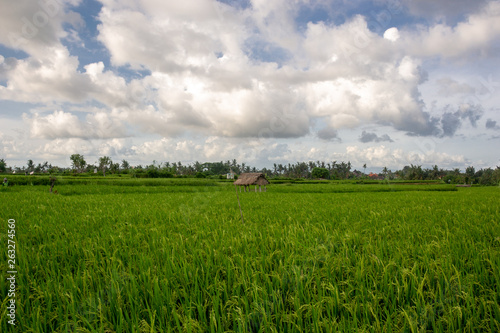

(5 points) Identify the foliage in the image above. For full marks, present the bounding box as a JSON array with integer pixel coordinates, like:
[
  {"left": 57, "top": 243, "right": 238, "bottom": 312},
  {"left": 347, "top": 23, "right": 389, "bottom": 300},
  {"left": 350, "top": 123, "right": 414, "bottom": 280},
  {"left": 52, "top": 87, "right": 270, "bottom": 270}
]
[
  {"left": 311, "top": 167, "right": 330, "bottom": 179},
  {"left": 5, "top": 155, "right": 499, "bottom": 185},
  {"left": 98, "top": 156, "right": 112, "bottom": 176},
  {"left": 0, "top": 158, "right": 7, "bottom": 173},
  {"left": 70, "top": 154, "right": 86, "bottom": 173}
]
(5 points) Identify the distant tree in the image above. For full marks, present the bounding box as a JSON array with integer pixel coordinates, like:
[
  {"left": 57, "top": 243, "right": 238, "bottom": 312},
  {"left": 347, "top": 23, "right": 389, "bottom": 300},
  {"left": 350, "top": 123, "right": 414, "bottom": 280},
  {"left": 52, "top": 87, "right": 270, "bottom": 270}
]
[
  {"left": 465, "top": 166, "right": 475, "bottom": 184},
  {"left": 48, "top": 166, "right": 60, "bottom": 174},
  {"left": 193, "top": 161, "right": 202, "bottom": 173},
  {"left": 479, "top": 168, "right": 496, "bottom": 186},
  {"left": 147, "top": 168, "right": 159, "bottom": 178},
  {"left": 70, "top": 154, "right": 86, "bottom": 173},
  {"left": 336, "top": 161, "right": 351, "bottom": 179},
  {"left": 363, "top": 163, "right": 367, "bottom": 176},
  {"left": 40, "top": 161, "right": 49, "bottom": 173},
  {"left": 121, "top": 159, "right": 130, "bottom": 170},
  {"left": 98, "top": 156, "right": 112, "bottom": 176},
  {"left": 429, "top": 165, "right": 440, "bottom": 180},
  {"left": 27, "top": 159, "right": 35, "bottom": 172},
  {"left": 404, "top": 164, "right": 424, "bottom": 180},
  {"left": 494, "top": 167, "right": 500, "bottom": 185},
  {"left": 382, "top": 166, "right": 388, "bottom": 179},
  {"left": 110, "top": 162, "right": 120, "bottom": 174},
  {"left": 312, "top": 167, "right": 329, "bottom": 179},
  {"left": 0, "top": 159, "right": 6, "bottom": 173}
]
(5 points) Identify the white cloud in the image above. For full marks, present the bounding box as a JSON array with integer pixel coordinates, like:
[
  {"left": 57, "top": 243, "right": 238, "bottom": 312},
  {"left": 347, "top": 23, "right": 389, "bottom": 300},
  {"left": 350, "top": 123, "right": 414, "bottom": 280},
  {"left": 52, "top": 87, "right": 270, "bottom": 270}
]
[
  {"left": 436, "top": 77, "right": 476, "bottom": 97},
  {"left": 0, "top": 0, "right": 458, "bottom": 141},
  {"left": 96, "top": 0, "right": 246, "bottom": 71},
  {"left": 37, "top": 138, "right": 94, "bottom": 159},
  {"left": 345, "top": 145, "right": 467, "bottom": 169},
  {"left": 384, "top": 27, "right": 400, "bottom": 42},
  {"left": 25, "top": 110, "right": 128, "bottom": 139},
  {"left": 400, "top": 1, "right": 500, "bottom": 59},
  {"left": 0, "top": 47, "right": 92, "bottom": 103},
  {"left": 0, "top": 132, "right": 25, "bottom": 159}
]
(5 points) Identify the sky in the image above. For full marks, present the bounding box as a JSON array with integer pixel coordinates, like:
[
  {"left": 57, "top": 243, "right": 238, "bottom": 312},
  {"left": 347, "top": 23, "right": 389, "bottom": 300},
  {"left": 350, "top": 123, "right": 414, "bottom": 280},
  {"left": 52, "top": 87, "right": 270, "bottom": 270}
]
[{"left": 0, "top": 0, "right": 499, "bottom": 171}]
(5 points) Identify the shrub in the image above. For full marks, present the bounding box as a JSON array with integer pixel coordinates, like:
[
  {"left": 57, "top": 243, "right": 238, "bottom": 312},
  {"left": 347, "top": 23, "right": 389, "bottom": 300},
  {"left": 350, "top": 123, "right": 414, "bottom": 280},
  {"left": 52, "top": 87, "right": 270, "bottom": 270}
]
[
  {"left": 312, "top": 167, "right": 329, "bottom": 179},
  {"left": 146, "top": 169, "right": 159, "bottom": 178},
  {"left": 159, "top": 171, "right": 174, "bottom": 178}
]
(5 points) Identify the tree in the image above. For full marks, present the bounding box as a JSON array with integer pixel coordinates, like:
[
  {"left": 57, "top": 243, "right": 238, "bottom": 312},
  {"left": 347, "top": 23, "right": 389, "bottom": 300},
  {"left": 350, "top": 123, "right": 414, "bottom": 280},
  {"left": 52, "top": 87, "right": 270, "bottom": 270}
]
[
  {"left": 465, "top": 166, "right": 475, "bottom": 184},
  {"left": 70, "top": 154, "right": 86, "bottom": 173},
  {"left": 0, "top": 159, "right": 6, "bottom": 173},
  {"left": 121, "top": 159, "right": 130, "bottom": 170},
  {"left": 363, "top": 163, "right": 367, "bottom": 176},
  {"left": 382, "top": 166, "right": 388, "bottom": 179},
  {"left": 312, "top": 167, "right": 329, "bottom": 179},
  {"left": 494, "top": 167, "right": 500, "bottom": 185},
  {"left": 479, "top": 168, "right": 496, "bottom": 186},
  {"left": 27, "top": 159, "right": 35, "bottom": 172},
  {"left": 39, "top": 161, "right": 49, "bottom": 173},
  {"left": 98, "top": 156, "right": 112, "bottom": 176},
  {"left": 110, "top": 162, "right": 120, "bottom": 174}
]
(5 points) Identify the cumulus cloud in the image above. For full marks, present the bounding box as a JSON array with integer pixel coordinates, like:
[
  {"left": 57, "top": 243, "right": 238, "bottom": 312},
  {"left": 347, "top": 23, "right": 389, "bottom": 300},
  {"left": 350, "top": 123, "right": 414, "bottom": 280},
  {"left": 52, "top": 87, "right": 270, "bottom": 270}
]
[
  {"left": 317, "top": 127, "right": 339, "bottom": 141},
  {"left": 440, "top": 104, "right": 483, "bottom": 137},
  {"left": 2, "top": 0, "right": 484, "bottom": 142},
  {"left": 345, "top": 145, "right": 467, "bottom": 168},
  {"left": 0, "top": 0, "right": 83, "bottom": 56},
  {"left": 96, "top": 0, "right": 247, "bottom": 72},
  {"left": 440, "top": 112, "right": 462, "bottom": 137},
  {"left": 359, "top": 131, "right": 393, "bottom": 143},
  {"left": 37, "top": 138, "right": 94, "bottom": 158},
  {"left": 0, "top": 47, "right": 94, "bottom": 103},
  {"left": 24, "top": 110, "right": 128, "bottom": 139},
  {"left": 91, "top": 3, "right": 443, "bottom": 139},
  {"left": 0, "top": 132, "right": 25, "bottom": 159},
  {"left": 437, "top": 77, "right": 476, "bottom": 97},
  {"left": 131, "top": 137, "right": 234, "bottom": 163},
  {"left": 486, "top": 119, "right": 500, "bottom": 130},
  {"left": 399, "top": 1, "right": 500, "bottom": 59}
]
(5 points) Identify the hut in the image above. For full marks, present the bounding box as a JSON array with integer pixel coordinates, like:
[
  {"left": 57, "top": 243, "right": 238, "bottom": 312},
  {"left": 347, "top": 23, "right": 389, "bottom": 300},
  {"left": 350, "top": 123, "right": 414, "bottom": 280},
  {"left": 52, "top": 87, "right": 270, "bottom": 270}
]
[{"left": 234, "top": 173, "right": 269, "bottom": 192}]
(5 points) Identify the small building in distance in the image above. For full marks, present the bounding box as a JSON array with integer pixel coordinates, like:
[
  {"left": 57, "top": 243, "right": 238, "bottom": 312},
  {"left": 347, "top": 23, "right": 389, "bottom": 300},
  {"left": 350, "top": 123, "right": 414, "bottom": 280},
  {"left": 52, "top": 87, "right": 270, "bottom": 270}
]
[
  {"left": 234, "top": 173, "right": 269, "bottom": 192},
  {"left": 227, "top": 170, "right": 236, "bottom": 179}
]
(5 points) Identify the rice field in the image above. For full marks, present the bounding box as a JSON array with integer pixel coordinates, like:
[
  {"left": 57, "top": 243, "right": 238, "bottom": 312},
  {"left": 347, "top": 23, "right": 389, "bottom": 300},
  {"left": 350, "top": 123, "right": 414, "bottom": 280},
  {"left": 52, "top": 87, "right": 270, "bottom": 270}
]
[{"left": 1, "top": 181, "right": 499, "bottom": 332}]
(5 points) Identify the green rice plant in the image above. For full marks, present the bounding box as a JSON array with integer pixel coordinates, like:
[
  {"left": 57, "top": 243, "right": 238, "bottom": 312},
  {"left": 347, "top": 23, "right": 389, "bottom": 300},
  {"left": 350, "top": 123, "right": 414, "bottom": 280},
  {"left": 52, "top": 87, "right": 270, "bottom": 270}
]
[{"left": 0, "top": 185, "right": 498, "bottom": 332}]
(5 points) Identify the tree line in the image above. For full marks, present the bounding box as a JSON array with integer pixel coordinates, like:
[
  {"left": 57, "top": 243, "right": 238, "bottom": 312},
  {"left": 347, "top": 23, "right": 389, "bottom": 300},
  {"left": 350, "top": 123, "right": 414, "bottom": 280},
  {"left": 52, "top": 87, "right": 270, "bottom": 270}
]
[{"left": 0, "top": 155, "right": 499, "bottom": 185}]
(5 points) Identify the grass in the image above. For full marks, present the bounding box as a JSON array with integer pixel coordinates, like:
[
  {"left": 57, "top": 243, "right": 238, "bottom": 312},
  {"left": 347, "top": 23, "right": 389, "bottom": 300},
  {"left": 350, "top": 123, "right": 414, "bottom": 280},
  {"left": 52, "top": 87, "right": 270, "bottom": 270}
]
[{"left": 0, "top": 182, "right": 499, "bottom": 332}]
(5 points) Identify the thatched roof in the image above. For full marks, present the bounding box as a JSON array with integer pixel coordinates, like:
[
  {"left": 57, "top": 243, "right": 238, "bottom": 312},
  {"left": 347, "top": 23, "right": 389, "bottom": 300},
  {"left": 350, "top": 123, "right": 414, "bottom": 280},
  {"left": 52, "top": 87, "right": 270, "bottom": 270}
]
[{"left": 233, "top": 173, "right": 269, "bottom": 186}]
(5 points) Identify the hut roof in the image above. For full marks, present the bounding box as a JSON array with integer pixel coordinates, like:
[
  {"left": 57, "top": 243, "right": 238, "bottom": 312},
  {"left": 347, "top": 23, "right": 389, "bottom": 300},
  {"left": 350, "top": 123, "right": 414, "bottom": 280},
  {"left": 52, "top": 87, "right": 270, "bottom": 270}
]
[{"left": 233, "top": 173, "right": 269, "bottom": 186}]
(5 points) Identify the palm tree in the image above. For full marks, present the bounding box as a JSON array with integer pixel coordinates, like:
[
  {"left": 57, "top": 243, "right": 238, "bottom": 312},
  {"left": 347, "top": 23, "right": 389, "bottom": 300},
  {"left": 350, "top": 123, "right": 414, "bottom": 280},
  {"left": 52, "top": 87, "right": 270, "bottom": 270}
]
[
  {"left": 121, "top": 159, "right": 130, "bottom": 170},
  {"left": 27, "top": 159, "right": 35, "bottom": 172},
  {"left": 98, "top": 156, "right": 112, "bottom": 176}
]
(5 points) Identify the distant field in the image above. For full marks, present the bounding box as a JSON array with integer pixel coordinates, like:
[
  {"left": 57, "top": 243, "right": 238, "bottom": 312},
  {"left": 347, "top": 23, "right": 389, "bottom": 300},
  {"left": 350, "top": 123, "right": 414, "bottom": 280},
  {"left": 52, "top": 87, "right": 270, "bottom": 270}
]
[{"left": 1, "top": 181, "right": 499, "bottom": 332}]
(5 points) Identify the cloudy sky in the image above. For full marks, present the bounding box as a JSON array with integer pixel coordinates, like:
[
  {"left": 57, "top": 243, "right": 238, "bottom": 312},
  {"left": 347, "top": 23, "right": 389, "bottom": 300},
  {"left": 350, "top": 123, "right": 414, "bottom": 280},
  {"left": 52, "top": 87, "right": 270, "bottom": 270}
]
[{"left": 1, "top": 0, "right": 499, "bottom": 171}]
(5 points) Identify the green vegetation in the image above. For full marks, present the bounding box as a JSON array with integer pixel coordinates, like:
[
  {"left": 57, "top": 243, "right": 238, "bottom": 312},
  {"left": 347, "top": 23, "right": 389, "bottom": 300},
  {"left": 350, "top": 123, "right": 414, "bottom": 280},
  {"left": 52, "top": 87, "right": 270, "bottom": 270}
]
[
  {"left": 2, "top": 155, "right": 500, "bottom": 185},
  {"left": 1, "top": 180, "right": 499, "bottom": 332},
  {"left": 311, "top": 167, "right": 330, "bottom": 179}
]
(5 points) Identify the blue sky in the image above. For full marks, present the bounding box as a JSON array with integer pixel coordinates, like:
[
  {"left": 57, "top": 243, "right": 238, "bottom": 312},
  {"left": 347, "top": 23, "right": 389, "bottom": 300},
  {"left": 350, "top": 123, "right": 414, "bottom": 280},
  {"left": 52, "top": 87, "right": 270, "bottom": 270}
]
[{"left": 0, "top": 0, "right": 499, "bottom": 171}]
